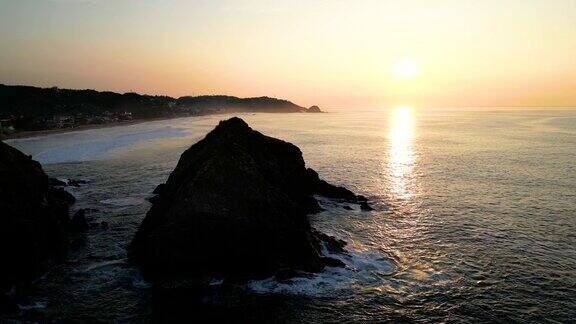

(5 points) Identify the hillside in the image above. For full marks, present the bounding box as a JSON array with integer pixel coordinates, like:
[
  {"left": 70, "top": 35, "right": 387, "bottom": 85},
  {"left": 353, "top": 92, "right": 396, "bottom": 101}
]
[
  {"left": 0, "top": 84, "right": 319, "bottom": 133},
  {"left": 176, "top": 95, "right": 306, "bottom": 113}
]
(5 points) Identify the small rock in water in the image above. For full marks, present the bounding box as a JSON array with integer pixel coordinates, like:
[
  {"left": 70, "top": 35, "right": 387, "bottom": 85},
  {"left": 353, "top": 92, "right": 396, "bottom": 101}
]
[
  {"left": 315, "top": 231, "right": 347, "bottom": 253},
  {"left": 307, "top": 105, "right": 322, "bottom": 113},
  {"left": 360, "top": 201, "right": 374, "bottom": 211},
  {"left": 67, "top": 179, "right": 89, "bottom": 187},
  {"left": 320, "top": 256, "right": 346, "bottom": 268}
]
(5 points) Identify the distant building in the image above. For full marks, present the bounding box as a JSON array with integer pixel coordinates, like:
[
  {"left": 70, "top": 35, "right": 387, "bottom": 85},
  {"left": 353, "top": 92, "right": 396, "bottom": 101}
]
[
  {"left": 46, "top": 115, "right": 75, "bottom": 128},
  {"left": 119, "top": 111, "right": 133, "bottom": 120}
]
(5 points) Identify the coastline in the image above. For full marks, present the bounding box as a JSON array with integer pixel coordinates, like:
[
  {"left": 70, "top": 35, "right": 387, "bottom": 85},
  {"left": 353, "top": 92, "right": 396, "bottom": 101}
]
[
  {"left": 2, "top": 110, "right": 321, "bottom": 141},
  {"left": 1, "top": 115, "right": 192, "bottom": 140}
]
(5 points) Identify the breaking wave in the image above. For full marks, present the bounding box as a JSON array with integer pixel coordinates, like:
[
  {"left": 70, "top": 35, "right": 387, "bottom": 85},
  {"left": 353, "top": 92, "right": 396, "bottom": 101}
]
[
  {"left": 15, "top": 126, "right": 189, "bottom": 164},
  {"left": 247, "top": 250, "right": 395, "bottom": 297}
]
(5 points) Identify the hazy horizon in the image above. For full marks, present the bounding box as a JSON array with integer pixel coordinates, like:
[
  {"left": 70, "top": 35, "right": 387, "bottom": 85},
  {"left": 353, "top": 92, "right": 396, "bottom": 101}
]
[{"left": 1, "top": 0, "right": 575, "bottom": 109}]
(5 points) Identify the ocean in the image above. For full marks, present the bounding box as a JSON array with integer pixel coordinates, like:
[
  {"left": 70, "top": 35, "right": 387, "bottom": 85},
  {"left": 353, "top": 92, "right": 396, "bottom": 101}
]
[{"left": 6, "top": 108, "right": 576, "bottom": 322}]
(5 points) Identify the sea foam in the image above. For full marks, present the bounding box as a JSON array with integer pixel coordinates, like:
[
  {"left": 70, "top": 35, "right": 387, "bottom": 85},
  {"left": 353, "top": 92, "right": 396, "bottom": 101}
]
[
  {"left": 10, "top": 126, "right": 188, "bottom": 164},
  {"left": 247, "top": 248, "right": 395, "bottom": 297}
]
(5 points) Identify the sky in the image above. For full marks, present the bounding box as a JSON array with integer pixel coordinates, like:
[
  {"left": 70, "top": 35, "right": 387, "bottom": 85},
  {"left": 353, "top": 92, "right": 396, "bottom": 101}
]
[{"left": 1, "top": 0, "right": 575, "bottom": 109}]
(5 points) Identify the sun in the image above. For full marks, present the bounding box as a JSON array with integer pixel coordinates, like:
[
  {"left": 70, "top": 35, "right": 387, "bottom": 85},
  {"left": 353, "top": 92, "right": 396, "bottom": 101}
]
[{"left": 392, "top": 58, "right": 419, "bottom": 80}]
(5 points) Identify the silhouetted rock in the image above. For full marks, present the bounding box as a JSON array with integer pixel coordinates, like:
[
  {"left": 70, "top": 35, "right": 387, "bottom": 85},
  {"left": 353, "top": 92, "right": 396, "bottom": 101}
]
[
  {"left": 176, "top": 95, "right": 307, "bottom": 113},
  {"left": 307, "top": 105, "right": 322, "bottom": 113},
  {"left": 0, "top": 294, "right": 18, "bottom": 315},
  {"left": 48, "top": 177, "right": 88, "bottom": 188},
  {"left": 360, "top": 201, "right": 374, "bottom": 211},
  {"left": 71, "top": 209, "right": 89, "bottom": 233},
  {"left": 48, "top": 177, "right": 66, "bottom": 187},
  {"left": 0, "top": 141, "right": 74, "bottom": 294},
  {"left": 147, "top": 183, "right": 166, "bottom": 204},
  {"left": 275, "top": 268, "right": 300, "bottom": 282},
  {"left": 130, "top": 117, "right": 370, "bottom": 284},
  {"left": 49, "top": 187, "right": 76, "bottom": 204},
  {"left": 67, "top": 179, "right": 88, "bottom": 187},
  {"left": 305, "top": 168, "right": 360, "bottom": 201},
  {"left": 152, "top": 183, "right": 165, "bottom": 195},
  {"left": 146, "top": 195, "right": 160, "bottom": 204},
  {"left": 320, "top": 256, "right": 345, "bottom": 268},
  {"left": 313, "top": 231, "right": 346, "bottom": 254}
]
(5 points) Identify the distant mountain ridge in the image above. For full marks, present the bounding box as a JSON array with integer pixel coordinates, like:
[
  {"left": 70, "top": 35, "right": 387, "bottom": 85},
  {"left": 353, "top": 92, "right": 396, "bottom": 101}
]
[
  {"left": 176, "top": 95, "right": 307, "bottom": 113},
  {"left": 0, "top": 84, "right": 320, "bottom": 133}
]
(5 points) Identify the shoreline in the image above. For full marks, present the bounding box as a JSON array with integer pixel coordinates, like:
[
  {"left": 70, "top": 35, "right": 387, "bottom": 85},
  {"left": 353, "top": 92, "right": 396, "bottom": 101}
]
[
  {"left": 1, "top": 115, "right": 194, "bottom": 140},
  {"left": 2, "top": 110, "right": 319, "bottom": 141}
]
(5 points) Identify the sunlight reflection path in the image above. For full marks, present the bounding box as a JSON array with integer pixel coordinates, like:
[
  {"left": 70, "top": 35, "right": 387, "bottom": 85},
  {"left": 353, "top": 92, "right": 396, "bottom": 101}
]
[{"left": 389, "top": 106, "right": 416, "bottom": 199}]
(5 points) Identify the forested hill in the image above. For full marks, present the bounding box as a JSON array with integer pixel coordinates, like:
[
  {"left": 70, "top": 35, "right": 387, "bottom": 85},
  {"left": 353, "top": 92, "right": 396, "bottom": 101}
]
[
  {"left": 0, "top": 84, "right": 320, "bottom": 132},
  {"left": 0, "top": 84, "right": 173, "bottom": 119},
  {"left": 176, "top": 95, "right": 307, "bottom": 113}
]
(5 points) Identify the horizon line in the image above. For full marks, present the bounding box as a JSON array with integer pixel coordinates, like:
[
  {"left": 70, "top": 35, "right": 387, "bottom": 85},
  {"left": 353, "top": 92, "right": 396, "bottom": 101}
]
[{"left": 2, "top": 82, "right": 576, "bottom": 110}]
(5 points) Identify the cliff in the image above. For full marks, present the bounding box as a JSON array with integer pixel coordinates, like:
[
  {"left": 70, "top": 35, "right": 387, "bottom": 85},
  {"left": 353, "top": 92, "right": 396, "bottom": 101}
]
[{"left": 0, "top": 141, "right": 75, "bottom": 294}]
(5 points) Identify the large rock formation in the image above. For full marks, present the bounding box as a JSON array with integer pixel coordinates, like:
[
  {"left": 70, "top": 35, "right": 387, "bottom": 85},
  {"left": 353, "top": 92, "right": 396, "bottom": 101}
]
[
  {"left": 130, "top": 117, "right": 368, "bottom": 284},
  {"left": 0, "top": 141, "right": 75, "bottom": 293}
]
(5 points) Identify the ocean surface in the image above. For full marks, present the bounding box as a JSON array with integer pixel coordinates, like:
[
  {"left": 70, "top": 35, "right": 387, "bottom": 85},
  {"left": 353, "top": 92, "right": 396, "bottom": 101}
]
[{"left": 5, "top": 108, "right": 576, "bottom": 323}]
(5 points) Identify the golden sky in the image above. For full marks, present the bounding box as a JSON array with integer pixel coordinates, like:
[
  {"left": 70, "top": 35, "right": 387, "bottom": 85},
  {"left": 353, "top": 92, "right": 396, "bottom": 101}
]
[{"left": 1, "top": 0, "right": 575, "bottom": 108}]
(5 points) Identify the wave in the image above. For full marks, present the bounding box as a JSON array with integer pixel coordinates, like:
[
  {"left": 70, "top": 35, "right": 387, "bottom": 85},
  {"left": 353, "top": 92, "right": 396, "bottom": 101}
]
[
  {"left": 247, "top": 249, "right": 395, "bottom": 297},
  {"left": 528, "top": 116, "right": 576, "bottom": 135},
  {"left": 82, "top": 259, "right": 127, "bottom": 273},
  {"left": 100, "top": 196, "right": 147, "bottom": 208},
  {"left": 18, "top": 301, "right": 48, "bottom": 310},
  {"left": 29, "top": 126, "right": 188, "bottom": 164}
]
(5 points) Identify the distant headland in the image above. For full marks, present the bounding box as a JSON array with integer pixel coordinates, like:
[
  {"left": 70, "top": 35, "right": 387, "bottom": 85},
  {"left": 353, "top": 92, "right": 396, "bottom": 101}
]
[{"left": 0, "top": 84, "right": 322, "bottom": 138}]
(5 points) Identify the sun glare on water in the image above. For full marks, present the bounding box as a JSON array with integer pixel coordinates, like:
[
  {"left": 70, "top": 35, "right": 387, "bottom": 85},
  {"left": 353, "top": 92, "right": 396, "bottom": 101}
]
[
  {"left": 389, "top": 106, "right": 416, "bottom": 199},
  {"left": 390, "top": 106, "right": 414, "bottom": 144}
]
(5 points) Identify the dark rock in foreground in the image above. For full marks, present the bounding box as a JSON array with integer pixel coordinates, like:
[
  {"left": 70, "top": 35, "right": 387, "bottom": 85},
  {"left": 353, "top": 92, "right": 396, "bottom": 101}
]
[
  {"left": 130, "top": 117, "right": 368, "bottom": 284},
  {"left": 71, "top": 209, "right": 89, "bottom": 233},
  {"left": 0, "top": 142, "right": 74, "bottom": 293}
]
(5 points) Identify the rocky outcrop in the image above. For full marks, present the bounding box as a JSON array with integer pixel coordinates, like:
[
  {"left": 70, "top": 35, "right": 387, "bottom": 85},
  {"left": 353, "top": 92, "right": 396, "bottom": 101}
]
[
  {"left": 0, "top": 141, "right": 74, "bottom": 293},
  {"left": 130, "top": 117, "right": 369, "bottom": 284},
  {"left": 71, "top": 209, "right": 89, "bottom": 233},
  {"left": 307, "top": 105, "right": 322, "bottom": 113}
]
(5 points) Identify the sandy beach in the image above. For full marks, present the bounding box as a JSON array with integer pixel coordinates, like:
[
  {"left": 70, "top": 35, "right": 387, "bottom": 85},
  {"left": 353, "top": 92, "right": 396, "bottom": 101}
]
[{"left": 1, "top": 116, "right": 190, "bottom": 140}]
